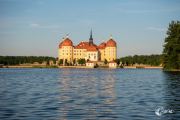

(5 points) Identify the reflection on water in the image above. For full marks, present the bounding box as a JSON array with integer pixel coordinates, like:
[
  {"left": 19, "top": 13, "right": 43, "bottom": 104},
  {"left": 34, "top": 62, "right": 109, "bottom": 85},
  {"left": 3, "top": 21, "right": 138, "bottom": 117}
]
[
  {"left": 0, "top": 68, "right": 180, "bottom": 120},
  {"left": 159, "top": 71, "right": 180, "bottom": 119},
  {"left": 58, "top": 69, "right": 117, "bottom": 119}
]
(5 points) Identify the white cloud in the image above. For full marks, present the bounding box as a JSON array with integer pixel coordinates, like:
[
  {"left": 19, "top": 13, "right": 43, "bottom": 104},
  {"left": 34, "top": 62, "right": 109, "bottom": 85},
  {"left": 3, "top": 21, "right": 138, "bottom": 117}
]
[
  {"left": 29, "top": 23, "right": 59, "bottom": 29},
  {"left": 147, "top": 27, "right": 166, "bottom": 32},
  {"left": 124, "top": 8, "right": 180, "bottom": 14},
  {"left": 30, "top": 23, "right": 40, "bottom": 27},
  {"left": 114, "top": 6, "right": 180, "bottom": 14}
]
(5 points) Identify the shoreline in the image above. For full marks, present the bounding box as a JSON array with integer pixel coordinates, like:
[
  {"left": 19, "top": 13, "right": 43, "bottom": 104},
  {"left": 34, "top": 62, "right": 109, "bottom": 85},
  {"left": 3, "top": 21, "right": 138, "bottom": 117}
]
[
  {"left": 1, "top": 65, "right": 163, "bottom": 69},
  {"left": 124, "top": 66, "right": 163, "bottom": 69},
  {"left": 163, "top": 69, "right": 180, "bottom": 72}
]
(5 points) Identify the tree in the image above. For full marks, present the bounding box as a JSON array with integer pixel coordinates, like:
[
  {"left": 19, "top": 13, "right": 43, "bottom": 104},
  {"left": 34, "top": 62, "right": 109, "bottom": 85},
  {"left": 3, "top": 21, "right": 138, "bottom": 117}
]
[
  {"left": 65, "top": 59, "right": 68, "bottom": 66},
  {"left": 77, "top": 58, "right": 86, "bottom": 65},
  {"left": 163, "top": 21, "right": 180, "bottom": 70},
  {"left": 0, "top": 56, "right": 56, "bottom": 65},
  {"left": 73, "top": 59, "right": 76, "bottom": 65},
  {"left": 119, "top": 54, "right": 162, "bottom": 66},
  {"left": 115, "top": 59, "right": 120, "bottom": 66},
  {"left": 104, "top": 59, "right": 108, "bottom": 65},
  {"left": 59, "top": 59, "right": 63, "bottom": 65}
]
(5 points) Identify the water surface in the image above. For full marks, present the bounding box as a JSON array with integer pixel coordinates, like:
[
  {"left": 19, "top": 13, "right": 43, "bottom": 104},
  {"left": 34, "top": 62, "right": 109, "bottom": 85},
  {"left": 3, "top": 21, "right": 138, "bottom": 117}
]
[{"left": 0, "top": 68, "right": 180, "bottom": 120}]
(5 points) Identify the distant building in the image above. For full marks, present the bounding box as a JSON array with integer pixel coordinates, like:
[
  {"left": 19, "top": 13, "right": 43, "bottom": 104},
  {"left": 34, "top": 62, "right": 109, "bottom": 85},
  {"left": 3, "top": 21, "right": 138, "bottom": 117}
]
[
  {"left": 42, "top": 61, "right": 47, "bottom": 65},
  {"left": 86, "top": 61, "right": 95, "bottom": 68},
  {"left": 33, "top": 62, "right": 40, "bottom": 65},
  {"left": 49, "top": 60, "right": 54, "bottom": 66},
  {"left": 109, "top": 61, "right": 117, "bottom": 68},
  {"left": 58, "top": 30, "right": 117, "bottom": 64}
]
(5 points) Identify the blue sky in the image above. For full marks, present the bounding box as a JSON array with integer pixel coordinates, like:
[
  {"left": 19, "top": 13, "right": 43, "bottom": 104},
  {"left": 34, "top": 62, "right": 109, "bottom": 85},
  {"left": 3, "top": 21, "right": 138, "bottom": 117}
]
[{"left": 0, "top": 0, "right": 180, "bottom": 57}]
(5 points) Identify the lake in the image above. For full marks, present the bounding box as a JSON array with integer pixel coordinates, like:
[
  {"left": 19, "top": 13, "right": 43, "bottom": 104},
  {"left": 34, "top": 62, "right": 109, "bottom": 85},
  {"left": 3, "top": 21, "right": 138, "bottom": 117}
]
[{"left": 0, "top": 68, "right": 180, "bottom": 120}]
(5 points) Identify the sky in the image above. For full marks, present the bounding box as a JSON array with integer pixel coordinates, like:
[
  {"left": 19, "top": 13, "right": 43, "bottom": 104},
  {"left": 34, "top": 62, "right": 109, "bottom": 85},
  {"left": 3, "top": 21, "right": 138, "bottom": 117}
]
[{"left": 0, "top": 0, "right": 180, "bottom": 57}]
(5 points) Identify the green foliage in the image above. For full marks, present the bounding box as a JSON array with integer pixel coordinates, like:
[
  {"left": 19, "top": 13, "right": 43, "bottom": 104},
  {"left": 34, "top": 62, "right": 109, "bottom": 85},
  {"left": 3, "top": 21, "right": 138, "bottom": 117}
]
[
  {"left": 0, "top": 56, "right": 56, "bottom": 65},
  {"left": 119, "top": 54, "right": 162, "bottom": 66},
  {"left": 77, "top": 58, "right": 86, "bottom": 65},
  {"left": 73, "top": 59, "right": 76, "bottom": 65},
  {"left": 115, "top": 59, "right": 120, "bottom": 65},
  {"left": 163, "top": 20, "right": 180, "bottom": 70},
  {"left": 104, "top": 59, "right": 108, "bottom": 65},
  {"left": 65, "top": 59, "right": 68, "bottom": 65},
  {"left": 59, "top": 59, "right": 63, "bottom": 65}
]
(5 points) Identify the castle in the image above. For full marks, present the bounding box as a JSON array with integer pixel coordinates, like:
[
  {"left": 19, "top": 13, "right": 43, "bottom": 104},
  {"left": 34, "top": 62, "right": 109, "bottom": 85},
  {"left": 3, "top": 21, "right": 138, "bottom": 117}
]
[{"left": 58, "top": 30, "right": 117, "bottom": 64}]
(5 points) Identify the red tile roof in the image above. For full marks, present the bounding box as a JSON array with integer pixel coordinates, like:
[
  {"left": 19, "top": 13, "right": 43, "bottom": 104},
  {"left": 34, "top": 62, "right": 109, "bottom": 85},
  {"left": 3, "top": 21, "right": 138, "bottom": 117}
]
[
  {"left": 74, "top": 41, "right": 98, "bottom": 51},
  {"left": 59, "top": 38, "right": 116, "bottom": 50},
  {"left": 98, "top": 42, "right": 106, "bottom": 49},
  {"left": 74, "top": 41, "right": 89, "bottom": 49},
  {"left": 86, "top": 61, "right": 94, "bottom": 63},
  {"left": 106, "top": 39, "right": 116, "bottom": 47},
  {"left": 59, "top": 38, "right": 73, "bottom": 48},
  {"left": 86, "top": 44, "right": 98, "bottom": 51},
  {"left": 109, "top": 61, "right": 117, "bottom": 63}
]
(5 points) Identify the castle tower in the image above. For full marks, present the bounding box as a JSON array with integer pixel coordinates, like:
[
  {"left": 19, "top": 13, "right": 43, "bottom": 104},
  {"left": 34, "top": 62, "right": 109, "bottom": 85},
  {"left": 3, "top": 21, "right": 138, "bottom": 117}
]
[
  {"left": 89, "top": 29, "right": 93, "bottom": 45},
  {"left": 58, "top": 35, "right": 73, "bottom": 64},
  {"left": 104, "top": 35, "right": 117, "bottom": 61}
]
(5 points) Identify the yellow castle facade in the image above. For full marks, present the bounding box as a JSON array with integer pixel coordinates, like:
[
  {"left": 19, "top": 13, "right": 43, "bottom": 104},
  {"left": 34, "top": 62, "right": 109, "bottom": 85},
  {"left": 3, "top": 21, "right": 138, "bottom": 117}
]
[{"left": 58, "top": 31, "right": 117, "bottom": 64}]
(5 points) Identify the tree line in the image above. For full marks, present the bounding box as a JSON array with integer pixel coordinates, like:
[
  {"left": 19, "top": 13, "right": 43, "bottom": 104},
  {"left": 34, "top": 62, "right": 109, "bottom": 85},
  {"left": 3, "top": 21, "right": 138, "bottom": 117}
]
[
  {"left": 58, "top": 54, "right": 163, "bottom": 66},
  {"left": 0, "top": 55, "right": 163, "bottom": 66},
  {"left": 117, "top": 54, "right": 162, "bottom": 66},
  {"left": 0, "top": 56, "right": 56, "bottom": 65}
]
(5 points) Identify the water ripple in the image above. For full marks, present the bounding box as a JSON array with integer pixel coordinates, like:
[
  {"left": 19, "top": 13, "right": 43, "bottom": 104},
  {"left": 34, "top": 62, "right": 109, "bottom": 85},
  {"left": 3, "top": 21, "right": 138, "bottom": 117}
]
[{"left": 0, "top": 68, "right": 180, "bottom": 119}]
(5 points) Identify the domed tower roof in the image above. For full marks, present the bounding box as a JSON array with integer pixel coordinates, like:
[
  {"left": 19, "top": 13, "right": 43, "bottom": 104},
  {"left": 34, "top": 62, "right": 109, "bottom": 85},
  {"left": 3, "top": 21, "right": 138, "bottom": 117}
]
[
  {"left": 106, "top": 36, "right": 116, "bottom": 47},
  {"left": 59, "top": 36, "right": 73, "bottom": 48}
]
